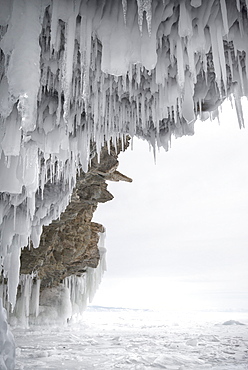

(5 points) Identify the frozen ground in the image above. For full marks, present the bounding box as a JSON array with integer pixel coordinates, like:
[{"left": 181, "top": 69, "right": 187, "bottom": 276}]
[{"left": 13, "top": 308, "right": 248, "bottom": 370}]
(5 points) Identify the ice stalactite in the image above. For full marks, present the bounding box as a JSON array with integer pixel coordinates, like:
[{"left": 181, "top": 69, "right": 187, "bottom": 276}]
[
  {"left": 63, "top": 238, "right": 107, "bottom": 321},
  {"left": 11, "top": 274, "right": 40, "bottom": 327},
  {"left": 0, "top": 0, "right": 248, "bottom": 326},
  {"left": 0, "top": 299, "right": 15, "bottom": 370},
  {"left": 5, "top": 231, "right": 106, "bottom": 326},
  {"left": 45, "top": 231, "right": 106, "bottom": 323}
]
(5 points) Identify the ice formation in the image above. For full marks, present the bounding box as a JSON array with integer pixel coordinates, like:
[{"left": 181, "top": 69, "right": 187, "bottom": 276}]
[
  {"left": 0, "top": 0, "right": 248, "bottom": 353},
  {"left": 0, "top": 299, "right": 15, "bottom": 370},
  {"left": 3, "top": 231, "right": 106, "bottom": 326}
]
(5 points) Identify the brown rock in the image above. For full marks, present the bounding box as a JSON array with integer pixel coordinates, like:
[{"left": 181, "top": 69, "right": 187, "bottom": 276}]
[{"left": 20, "top": 139, "right": 132, "bottom": 290}]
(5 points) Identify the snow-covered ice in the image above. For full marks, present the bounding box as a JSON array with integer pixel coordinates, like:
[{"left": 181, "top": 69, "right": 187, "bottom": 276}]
[{"left": 13, "top": 308, "right": 248, "bottom": 369}]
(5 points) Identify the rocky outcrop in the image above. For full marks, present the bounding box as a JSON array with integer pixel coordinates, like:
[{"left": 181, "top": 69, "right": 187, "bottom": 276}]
[{"left": 20, "top": 140, "right": 132, "bottom": 289}]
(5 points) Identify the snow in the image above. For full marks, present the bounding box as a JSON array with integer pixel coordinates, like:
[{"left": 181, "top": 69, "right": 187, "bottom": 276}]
[{"left": 12, "top": 308, "right": 248, "bottom": 370}]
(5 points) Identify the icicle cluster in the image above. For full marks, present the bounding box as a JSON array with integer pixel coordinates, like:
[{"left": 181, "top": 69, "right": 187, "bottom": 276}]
[
  {"left": 0, "top": 0, "right": 248, "bottom": 311},
  {"left": 62, "top": 231, "right": 106, "bottom": 320},
  {"left": 3, "top": 231, "right": 106, "bottom": 325}
]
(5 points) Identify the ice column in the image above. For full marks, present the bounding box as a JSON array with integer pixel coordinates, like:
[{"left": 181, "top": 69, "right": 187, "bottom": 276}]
[
  {"left": 64, "top": 230, "right": 107, "bottom": 317},
  {"left": 0, "top": 299, "right": 15, "bottom": 370}
]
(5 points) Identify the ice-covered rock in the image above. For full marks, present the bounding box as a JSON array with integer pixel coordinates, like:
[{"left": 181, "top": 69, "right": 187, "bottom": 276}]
[
  {"left": 222, "top": 319, "right": 245, "bottom": 325},
  {"left": 19, "top": 141, "right": 130, "bottom": 290}
]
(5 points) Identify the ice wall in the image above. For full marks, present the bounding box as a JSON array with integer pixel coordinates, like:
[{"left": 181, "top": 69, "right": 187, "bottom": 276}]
[{"left": 0, "top": 0, "right": 248, "bottom": 314}]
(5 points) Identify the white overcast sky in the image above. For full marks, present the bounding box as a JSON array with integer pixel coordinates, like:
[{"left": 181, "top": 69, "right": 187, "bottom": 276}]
[{"left": 92, "top": 99, "right": 248, "bottom": 311}]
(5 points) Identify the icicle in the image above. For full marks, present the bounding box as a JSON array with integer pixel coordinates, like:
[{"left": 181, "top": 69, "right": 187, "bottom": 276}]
[
  {"left": 62, "top": 3, "right": 79, "bottom": 121},
  {"left": 220, "top": 0, "right": 229, "bottom": 36},
  {"left": 178, "top": 1, "right": 193, "bottom": 38},
  {"left": 136, "top": 0, "right": 152, "bottom": 36},
  {"left": 145, "top": 0, "right": 152, "bottom": 36},
  {"left": 187, "top": 38, "right": 196, "bottom": 83},
  {"left": 236, "top": 0, "right": 241, "bottom": 12},
  {"left": 209, "top": 23, "right": 222, "bottom": 94},
  {"left": 233, "top": 84, "right": 244, "bottom": 128},
  {"left": 176, "top": 38, "right": 185, "bottom": 90},
  {"left": 228, "top": 48, "right": 234, "bottom": 83},
  {"left": 50, "top": 0, "right": 59, "bottom": 52},
  {"left": 216, "top": 22, "right": 227, "bottom": 94},
  {"left": 122, "top": 0, "right": 127, "bottom": 24},
  {"left": 30, "top": 279, "right": 40, "bottom": 317},
  {"left": 136, "top": 64, "right": 141, "bottom": 86},
  {"left": 182, "top": 73, "right": 195, "bottom": 123},
  {"left": 0, "top": 299, "right": 15, "bottom": 370},
  {"left": 1, "top": 0, "right": 42, "bottom": 133},
  {"left": 7, "top": 237, "right": 21, "bottom": 309},
  {"left": 237, "top": 55, "right": 245, "bottom": 96},
  {"left": 128, "top": 64, "right": 133, "bottom": 99}
]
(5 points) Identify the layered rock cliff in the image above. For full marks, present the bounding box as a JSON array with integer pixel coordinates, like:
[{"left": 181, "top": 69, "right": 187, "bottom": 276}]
[{"left": 20, "top": 139, "right": 132, "bottom": 290}]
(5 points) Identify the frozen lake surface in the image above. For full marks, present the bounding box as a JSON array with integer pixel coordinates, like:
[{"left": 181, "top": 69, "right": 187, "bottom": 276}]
[{"left": 13, "top": 308, "right": 248, "bottom": 369}]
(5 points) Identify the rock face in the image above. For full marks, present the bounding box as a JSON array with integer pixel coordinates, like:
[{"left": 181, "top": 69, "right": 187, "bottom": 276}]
[{"left": 20, "top": 140, "right": 132, "bottom": 289}]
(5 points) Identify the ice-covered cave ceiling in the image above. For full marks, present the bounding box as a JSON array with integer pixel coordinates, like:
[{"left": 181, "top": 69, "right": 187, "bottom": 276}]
[{"left": 0, "top": 0, "right": 248, "bottom": 307}]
